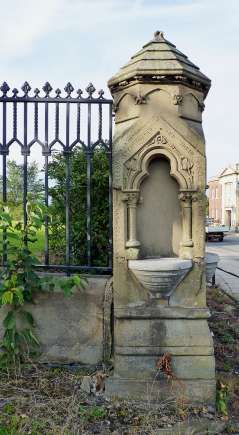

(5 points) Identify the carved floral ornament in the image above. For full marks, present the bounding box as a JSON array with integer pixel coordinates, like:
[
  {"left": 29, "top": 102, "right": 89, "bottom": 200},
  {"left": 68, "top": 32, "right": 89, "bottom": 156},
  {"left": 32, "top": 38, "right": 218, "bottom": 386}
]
[
  {"left": 123, "top": 131, "right": 194, "bottom": 191},
  {"left": 173, "top": 94, "right": 183, "bottom": 105}
]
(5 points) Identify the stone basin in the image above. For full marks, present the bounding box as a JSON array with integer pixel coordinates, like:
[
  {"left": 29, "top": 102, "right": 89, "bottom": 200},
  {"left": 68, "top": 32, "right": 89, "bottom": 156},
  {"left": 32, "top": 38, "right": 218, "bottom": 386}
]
[
  {"left": 128, "top": 257, "right": 192, "bottom": 299},
  {"left": 205, "top": 253, "right": 219, "bottom": 283}
]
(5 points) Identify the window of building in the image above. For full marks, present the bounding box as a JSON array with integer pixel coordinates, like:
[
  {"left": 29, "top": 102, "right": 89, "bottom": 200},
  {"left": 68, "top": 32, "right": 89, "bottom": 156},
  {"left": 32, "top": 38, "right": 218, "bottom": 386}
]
[{"left": 224, "top": 182, "right": 233, "bottom": 207}]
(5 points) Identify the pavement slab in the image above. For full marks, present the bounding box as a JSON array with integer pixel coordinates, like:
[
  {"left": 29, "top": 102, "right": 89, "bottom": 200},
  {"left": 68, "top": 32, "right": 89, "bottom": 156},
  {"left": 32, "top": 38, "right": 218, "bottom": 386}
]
[{"left": 206, "top": 233, "right": 239, "bottom": 302}]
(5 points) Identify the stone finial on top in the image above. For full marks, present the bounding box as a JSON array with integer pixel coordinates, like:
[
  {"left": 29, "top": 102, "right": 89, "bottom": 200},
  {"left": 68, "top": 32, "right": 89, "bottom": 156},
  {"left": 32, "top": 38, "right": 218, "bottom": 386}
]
[
  {"left": 108, "top": 29, "right": 211, "bottom": 96},
  {"left": 154, "top": 30, "right": 165, "bottom": 41}
]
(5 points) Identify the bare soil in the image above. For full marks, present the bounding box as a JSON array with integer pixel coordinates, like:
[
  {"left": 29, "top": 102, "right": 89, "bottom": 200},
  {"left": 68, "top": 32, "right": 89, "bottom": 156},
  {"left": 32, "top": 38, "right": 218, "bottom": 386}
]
[{"left": 0, "top": 286, "right": 238, "bottom": 434}]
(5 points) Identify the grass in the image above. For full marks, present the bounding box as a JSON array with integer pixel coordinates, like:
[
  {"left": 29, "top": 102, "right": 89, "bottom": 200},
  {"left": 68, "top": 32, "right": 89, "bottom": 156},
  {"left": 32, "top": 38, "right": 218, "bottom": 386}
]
[{"left": 1, "top": 226, "right": 45, "bottom": 260}]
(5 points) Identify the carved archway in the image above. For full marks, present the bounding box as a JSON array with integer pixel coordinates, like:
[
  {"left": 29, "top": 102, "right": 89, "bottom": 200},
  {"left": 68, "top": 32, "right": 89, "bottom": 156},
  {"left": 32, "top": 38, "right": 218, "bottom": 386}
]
[
  {"left": 123, "top": 138, "right": 195, "bottom": 259},
  {"left": 123, "top": 139, "right": 191, "bottom": 191},
  {"left": 133, "top": 147, "right": 188, "bottom": 190}
]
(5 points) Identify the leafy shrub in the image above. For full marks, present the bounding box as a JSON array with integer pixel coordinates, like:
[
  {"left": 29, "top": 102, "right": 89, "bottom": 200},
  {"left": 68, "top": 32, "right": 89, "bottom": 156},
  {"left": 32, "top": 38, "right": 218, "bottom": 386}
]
[
  {"left": 48, "top": 146, "right": 110, "bottom": 266},
  {"left": 0, "top": 200, "right": 86, "bottom": 371}
]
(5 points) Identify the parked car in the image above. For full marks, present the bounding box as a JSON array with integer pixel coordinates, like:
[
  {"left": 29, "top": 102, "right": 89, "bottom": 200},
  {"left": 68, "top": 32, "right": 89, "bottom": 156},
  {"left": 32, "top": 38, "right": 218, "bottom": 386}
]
[{"left": 205, "top": 225, "right": 230, "bottom": 242}]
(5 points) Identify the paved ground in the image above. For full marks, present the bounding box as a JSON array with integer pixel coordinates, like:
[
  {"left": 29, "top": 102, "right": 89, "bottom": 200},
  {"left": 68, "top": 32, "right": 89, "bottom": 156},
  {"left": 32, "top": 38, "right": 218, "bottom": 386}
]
[{"left": 206, "top": 233, "right": 239, "bottom": 301}]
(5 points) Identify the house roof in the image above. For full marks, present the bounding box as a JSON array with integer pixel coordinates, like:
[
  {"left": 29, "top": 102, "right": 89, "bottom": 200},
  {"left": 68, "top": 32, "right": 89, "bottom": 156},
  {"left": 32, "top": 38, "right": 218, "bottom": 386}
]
[
  {"left": 219, "top": 165, "right": 239, "bottom": 178},
  {"left": 108, "top": 31, "right": 211, "bottom": 96},
  {"left": 209, "top": 164, "right": 239, "bottom": 181}
]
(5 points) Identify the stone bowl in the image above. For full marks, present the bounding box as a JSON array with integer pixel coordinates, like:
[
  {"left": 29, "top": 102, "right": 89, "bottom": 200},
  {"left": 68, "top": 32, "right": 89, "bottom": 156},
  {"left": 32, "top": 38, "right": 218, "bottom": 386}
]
[
  {"left": 128, "top": 257, "right": 192, "bottom": 299},
  {"left": 205, "top": 253, "right": 219, "bottom": 283}
]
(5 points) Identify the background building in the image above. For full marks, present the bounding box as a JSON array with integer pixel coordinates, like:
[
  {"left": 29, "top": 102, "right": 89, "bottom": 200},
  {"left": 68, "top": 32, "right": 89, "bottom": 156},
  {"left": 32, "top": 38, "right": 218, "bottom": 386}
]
[{"left": 208, "top": 164, "right": 239, "bottom": 229}]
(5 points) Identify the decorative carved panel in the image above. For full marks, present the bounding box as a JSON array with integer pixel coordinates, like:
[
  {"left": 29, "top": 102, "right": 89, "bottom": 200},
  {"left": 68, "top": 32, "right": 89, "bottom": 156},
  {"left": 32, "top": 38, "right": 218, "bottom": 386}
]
[{"left": 123, "top": 130, "right": 194, "bottom": 191}]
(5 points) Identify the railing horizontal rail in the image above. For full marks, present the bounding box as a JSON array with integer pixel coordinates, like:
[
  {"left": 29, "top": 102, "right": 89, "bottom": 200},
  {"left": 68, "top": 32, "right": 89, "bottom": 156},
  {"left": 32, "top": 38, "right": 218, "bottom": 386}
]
[{"left": 0, "top": 97, "right": 112, "bottom": 104}]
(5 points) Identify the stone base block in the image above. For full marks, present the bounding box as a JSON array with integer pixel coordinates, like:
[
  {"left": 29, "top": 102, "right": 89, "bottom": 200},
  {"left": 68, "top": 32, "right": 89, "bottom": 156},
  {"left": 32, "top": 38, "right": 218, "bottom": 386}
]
[{"left": 105, "top": 377, "right": 216, "bottom": 405}]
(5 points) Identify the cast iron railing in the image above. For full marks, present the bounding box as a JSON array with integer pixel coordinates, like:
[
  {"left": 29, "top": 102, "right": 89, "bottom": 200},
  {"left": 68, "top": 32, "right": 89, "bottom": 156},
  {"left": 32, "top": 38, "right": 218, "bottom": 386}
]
[{"left": 0, "top": 81, "right": 113, "bottom": 274}]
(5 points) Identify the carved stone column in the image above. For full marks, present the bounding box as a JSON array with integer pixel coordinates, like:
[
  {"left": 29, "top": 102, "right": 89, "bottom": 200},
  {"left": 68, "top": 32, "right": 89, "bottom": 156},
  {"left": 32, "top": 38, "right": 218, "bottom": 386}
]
[
  {"left": 178, "top": 191, "right": 193, "bottom": 258},
  {"left": 192, "top": 191, "right": 207, "bottom": 259},
  {"left": 124, "top": 191, "right": 140, "bottom": 259}
]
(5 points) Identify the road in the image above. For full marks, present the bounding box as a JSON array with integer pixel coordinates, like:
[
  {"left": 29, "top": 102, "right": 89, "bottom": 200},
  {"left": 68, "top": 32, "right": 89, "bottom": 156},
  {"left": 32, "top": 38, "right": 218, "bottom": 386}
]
[{"left": 206, "top": 233, "right": 239, "bottom": 301}]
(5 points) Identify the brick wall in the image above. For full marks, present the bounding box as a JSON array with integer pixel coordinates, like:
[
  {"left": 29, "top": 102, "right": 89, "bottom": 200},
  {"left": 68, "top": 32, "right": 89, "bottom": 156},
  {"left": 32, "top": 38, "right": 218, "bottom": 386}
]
[{"left": 208, "top": 180, "right": 222, "bottom": 223}]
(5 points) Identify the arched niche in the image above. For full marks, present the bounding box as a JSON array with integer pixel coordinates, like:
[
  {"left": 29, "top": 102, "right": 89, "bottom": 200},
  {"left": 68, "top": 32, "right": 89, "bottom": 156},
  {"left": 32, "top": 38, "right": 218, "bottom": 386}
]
[
  {"left": 142, "top": 89, "right": 172, "bottom": 117},
  {"left": 137, "top": 156, "right": 182, "bottom": 257},
  {"left": 181, "top": 92, "right": 202, "bottom": 122}
]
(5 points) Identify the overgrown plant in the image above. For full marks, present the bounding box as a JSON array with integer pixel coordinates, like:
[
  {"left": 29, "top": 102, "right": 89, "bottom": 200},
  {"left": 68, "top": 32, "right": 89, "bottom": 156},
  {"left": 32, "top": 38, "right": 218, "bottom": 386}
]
[
  {"left": 216, "top": 380, "right": 229, "bottom": 418},
  {"left": 0, "top": 199, "right": 86, "bottom": 371}
]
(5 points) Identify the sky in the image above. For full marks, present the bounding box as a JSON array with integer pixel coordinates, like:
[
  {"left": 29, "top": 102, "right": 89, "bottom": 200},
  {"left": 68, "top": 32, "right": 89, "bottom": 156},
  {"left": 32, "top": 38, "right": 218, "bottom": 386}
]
[{"left": 0, "top": 0, "right": 238, "bottom": 178}]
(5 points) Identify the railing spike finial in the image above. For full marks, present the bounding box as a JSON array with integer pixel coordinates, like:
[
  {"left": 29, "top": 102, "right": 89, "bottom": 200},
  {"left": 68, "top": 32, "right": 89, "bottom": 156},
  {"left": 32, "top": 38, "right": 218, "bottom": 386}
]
[
  {"left": 86, "top": 82, "right": 96, "bottom": 98},
  {"left": 55, "top": 88, "right": 61, "bottom": 98},
  {"left": 64, "top": 82, "right": 74, "bottom": 97},
  {"left": 34, "top": 88, "right": 40, "bottom": 97},
  {"left": 77, "top": 88, "right": 83, "bottom": 98},
  {"left": 21, "top": 81, "right": 31, "bottom": 96},
  {"left": 42, "top": 82, "right": 53, "bottom": 97},
  {"left": 98, "top": 89, "right": 104, "bottom": 99},
  {"left": 12, "top": 88, "right": 19, "bottom": 98},
  {"left": 0, "top": 82, "right": 10, "bottom": 96}
]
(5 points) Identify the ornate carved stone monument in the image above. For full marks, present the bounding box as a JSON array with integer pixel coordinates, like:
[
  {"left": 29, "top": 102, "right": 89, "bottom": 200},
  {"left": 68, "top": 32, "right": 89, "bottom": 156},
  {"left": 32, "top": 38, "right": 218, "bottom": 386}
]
[{"left": 106, "top": 31, "right": 215, "bottom": 403}]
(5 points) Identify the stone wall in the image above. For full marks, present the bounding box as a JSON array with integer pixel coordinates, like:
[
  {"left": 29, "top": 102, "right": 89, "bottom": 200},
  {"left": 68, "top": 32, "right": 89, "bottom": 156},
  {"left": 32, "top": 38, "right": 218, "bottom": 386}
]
[{"left": 0, "top": 275, "right": 113, "bottom": 365}]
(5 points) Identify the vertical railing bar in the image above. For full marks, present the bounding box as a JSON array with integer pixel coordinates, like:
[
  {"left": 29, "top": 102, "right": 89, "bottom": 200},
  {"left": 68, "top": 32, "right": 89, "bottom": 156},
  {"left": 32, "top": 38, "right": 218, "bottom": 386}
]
[
  {"left": 86, "top": 102, "right": 92, "bottom": 267},
  {"left": 44, "top": 102, "right": 49, "bottom": 265},
  {"left": 2, "top": 100, "right": 7, "bottom": 265},
  {"left": 34, "top": 102, "right": 38, "bottom": 140},
  {"left": 23, "top": 101, "right": 28, "bottom": 236},
  {"left": 108, "top": 103, "right": 113, "bottom": 269},
  {"left": 77, "top": 102, "right": 81, "bottom": 140},
  {"left": 98, "top": 102, "right": 102, "bottom": 142},
  {"left": 65, "top": 101, "right": 71, "bottom": 274},
  {"left": 13, "top": 100, "right": 17, "bottom": 139},
  {"left": 55, "top": 102, "right": 59, "bottom": 140},
  {"left": 2, "top": 102, "right": 7, "bottom": 203}
]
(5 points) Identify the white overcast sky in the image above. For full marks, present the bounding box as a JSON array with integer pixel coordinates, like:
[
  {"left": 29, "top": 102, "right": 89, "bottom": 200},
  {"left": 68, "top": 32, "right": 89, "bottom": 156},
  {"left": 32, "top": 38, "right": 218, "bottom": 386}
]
[{"left": 0, "top": 0, "right": 238, "bottom": 178}]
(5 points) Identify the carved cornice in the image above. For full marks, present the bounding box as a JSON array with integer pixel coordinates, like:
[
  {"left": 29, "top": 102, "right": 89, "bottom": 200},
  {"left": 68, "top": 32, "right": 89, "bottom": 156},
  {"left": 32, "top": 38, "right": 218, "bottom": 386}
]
[{"left": 110, "top": 75, "right": 210, "bottom": 97}]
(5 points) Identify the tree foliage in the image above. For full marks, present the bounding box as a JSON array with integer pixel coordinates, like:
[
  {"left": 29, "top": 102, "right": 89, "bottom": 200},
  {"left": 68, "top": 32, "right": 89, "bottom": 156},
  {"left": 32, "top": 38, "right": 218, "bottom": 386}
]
[
  {"left": 1, "top": 160, "right": 44, "bottom": 205},
  {"left": 48, "top": 146, "right": 110, "bottom": 266}
]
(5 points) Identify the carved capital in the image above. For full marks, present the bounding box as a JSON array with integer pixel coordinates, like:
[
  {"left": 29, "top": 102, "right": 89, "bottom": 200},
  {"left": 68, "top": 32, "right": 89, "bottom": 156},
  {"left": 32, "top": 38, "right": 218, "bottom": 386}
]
[
  {"left": 126, "top": 191, "right": 139, "bottom": 207},
  {"left": 178, "top": 191, "right": 193, "bottom": 202}
]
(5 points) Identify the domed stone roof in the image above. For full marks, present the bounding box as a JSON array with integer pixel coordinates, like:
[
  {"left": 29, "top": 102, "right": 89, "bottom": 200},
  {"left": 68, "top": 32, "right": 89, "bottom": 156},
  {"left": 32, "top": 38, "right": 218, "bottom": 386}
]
[{"left": 108, "top": 31, "right": 211, "bottom": 96}]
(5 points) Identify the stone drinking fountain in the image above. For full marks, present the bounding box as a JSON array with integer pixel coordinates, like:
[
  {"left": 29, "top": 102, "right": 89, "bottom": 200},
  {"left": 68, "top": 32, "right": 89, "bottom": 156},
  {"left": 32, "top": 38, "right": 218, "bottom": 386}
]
[{"left": 106, "top": 31, "right": 215, "bottom": 404}]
